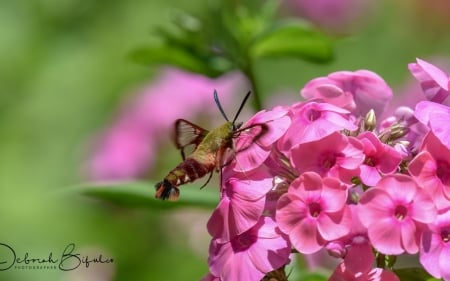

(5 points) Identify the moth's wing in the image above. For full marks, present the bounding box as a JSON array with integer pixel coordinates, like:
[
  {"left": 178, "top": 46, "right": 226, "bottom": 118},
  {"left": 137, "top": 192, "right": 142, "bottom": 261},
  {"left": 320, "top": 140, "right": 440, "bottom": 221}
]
[{"left": 174, "top": 119, "right": 209, "bottom": 160}]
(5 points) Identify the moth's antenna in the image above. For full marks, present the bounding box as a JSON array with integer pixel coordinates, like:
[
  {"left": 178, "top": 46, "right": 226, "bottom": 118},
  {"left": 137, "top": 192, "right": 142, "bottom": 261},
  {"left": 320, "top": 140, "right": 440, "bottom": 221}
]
[
  {"left": 214, "top": 89, "right": 229, "bottom": 122},
  {"left": 232, "top": 91, "right": 251, "bottom": 124}
]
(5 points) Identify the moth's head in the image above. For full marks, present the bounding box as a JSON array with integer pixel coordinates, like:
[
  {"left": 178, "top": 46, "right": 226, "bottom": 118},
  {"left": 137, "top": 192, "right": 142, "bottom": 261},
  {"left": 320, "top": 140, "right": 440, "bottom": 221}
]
[{"left": 233, "top": 121, "right": 243, "bottom": 131}]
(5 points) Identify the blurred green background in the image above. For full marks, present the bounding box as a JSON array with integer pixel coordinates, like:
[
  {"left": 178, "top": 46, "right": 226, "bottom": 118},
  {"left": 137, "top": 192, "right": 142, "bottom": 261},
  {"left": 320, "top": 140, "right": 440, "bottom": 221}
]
[{"left": 1, "top": 0, "right": 449, "bottom": 280}]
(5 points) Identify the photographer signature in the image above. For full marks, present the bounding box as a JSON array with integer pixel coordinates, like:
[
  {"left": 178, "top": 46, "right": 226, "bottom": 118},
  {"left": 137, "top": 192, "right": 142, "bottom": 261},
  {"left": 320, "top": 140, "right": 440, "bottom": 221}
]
[{"left": 0, "top": 243, "right": 113, "bottom": 271}]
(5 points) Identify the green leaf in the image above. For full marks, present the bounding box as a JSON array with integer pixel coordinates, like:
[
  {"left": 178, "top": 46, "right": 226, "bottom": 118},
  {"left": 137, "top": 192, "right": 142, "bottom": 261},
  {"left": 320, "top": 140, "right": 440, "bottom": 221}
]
[
  {"left": 250, "top": 21, "right": 333, "bottom": 63},
  {"left": 298, "top": 272, "right": 328, "bottom": 281},
  {"left": 394, "top": 267, "right": 439, "bottom": 281},
  {"left": 129, "top": 45, "right": 223, "bottom": 77},
  {"left": 70, "top": 181, "right": 219, "bottom": 209}
]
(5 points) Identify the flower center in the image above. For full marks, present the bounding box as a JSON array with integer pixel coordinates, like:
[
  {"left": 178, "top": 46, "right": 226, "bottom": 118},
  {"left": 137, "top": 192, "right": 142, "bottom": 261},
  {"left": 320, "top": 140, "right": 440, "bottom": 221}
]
[
  {"left": 394, "top": 205, "right": 408, "bottom": 220},
  {"left": 318, "top": 152, "right": 338, "bottom": 172},
  {"left": 436, "top": 160, "right": 450, "bottom": 186},
  {"left": 231, "top": 231, "right": 257, "bottom": 252},
  {"left": 441, "top": 228, "right": 450, "bottom": 243},
  {"left": 308, "top": 202, "right": 322, "bottom": 217},
  {"left": 306, "top": 109, "right": 321, "bottom": 121},
  {"left": 364, "top": 156, "right": 378, "bottom": 167}
]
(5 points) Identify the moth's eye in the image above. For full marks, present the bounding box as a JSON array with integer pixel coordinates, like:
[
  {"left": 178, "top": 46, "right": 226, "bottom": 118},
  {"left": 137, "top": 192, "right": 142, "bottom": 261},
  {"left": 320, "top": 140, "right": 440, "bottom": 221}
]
[{"left": 234, "top": 122, "right": 243, "bottom": 131}]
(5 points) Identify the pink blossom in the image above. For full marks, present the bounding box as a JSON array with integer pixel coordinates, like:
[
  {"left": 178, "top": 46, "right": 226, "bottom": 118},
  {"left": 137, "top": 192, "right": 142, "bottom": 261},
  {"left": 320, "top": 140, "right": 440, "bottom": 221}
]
[
  {"left": 284, "top": 0, "right": 375, "bottom": 34},
  {"left": 357, "top": 174, "right": 437, "bottom": 255},
  {"left": 326, "top": 206, "right": 391, "bottom": 279},
  {"left": 234, "top": 106, "right": 291, "bottom": 172},
  {"left": 408, "top": 58, "right": 450, "bottom": 106},
  {"left": 326, "top": 205, "right": 369, "bottom": 263},
  {"left": 86, "top": 124, "right": 156, "bottom": 181},
  {"left": 301, "top": 70, "right": 393, "bottom": 118},
  {"left": 329, "top": 261, "right": 400, "bottom": 281},
  {"left": 207, "top": 165, "right": 273, "bottom": 243},
  {"left": 289, "top": 132, "right": 364, "bottom": 182},
  {"left": 278, "top": 101, "right": 358, "bottom": 152},
  {"left": 420, "top": 209, "right": 450, "bottom": 281},
  {"left": 325, "top": 205, "right": 386, "bottom": 279},
  {"left": 356, "top": 132, "right": 403, "bottom": 186},
  {"left": 414, "top": 101, "right": 450, "bottom": 150},
  {"left": 408, "top": 131, "right": 450, "bottom": 208},
  {"left": 86, "top": 68, "right": 246, "bottom": 180},
  {"left": 208, "top": 217, "right": 291, "bottom": 281},
  {"left": 379, "top": 106, "right": 428, "bottom": 157},
  {"left": 276, "top": 172, "right": 352, "bottom": 254}
]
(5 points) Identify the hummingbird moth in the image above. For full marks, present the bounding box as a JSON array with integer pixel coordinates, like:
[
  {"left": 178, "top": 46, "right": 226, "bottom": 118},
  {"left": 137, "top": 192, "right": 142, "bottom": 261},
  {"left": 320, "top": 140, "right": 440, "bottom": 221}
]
[{"left": 154, "top": 90, "right": 266, "bottom": 201}]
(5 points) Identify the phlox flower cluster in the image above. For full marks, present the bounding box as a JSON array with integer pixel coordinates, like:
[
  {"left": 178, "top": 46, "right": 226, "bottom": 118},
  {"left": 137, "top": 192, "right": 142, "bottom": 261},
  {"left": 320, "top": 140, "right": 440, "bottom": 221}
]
[{"left": 204, "top": 58, "right": 450, "bottom": 281}]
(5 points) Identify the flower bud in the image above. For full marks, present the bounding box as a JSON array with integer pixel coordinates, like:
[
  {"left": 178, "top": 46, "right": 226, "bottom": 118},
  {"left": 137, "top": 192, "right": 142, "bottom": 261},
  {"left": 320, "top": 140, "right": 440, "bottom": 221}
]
[{"left": 364, "top": 109, "right": 376, "bottom": 131}]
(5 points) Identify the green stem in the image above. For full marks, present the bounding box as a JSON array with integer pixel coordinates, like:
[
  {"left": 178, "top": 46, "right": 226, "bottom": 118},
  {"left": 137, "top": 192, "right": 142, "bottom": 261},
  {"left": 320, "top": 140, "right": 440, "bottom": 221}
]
[
  {"left": 376, "top": 253, "right": 385, "bottom": 268},
  {"left": 243, "top": 61, "right": 263, "bottom": 112}
]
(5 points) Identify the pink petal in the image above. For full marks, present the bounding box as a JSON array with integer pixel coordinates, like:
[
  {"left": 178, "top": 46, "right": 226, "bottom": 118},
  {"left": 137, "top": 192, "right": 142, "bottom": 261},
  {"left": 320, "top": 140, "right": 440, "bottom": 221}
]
[
  {"left": 329, "top": 263, "right": 355, "bottom": 281},
  {"left": 317, "top": 208, "right": 352, "bottom": 240},
  {"left": 358, "top": 188, "right": 393, "bottom": 226},
  {"left": 230, "top": 174, "right": 273, "bottom": 201},
  {"left": 400, "top": 219, "right": 419, "bottom": 254},
  {"left": 359, "top": 165, "right": 381, "bottom": 186},
  {"left": 320, "top": 177, "right": 348, "bottom": 212},
  {"left": 368, "top": 217, "right": 404, "bottom": 255},
  {"left": 276, "top": 193, "right": 308, "bottom": 234},
  {"left": 208, "top": 198, "right": 231, "bottom": 240},
  {"left": 416, "top": 58, "right": 449, "bottom": 90},
  {"left": 301, "top": 77, "right": 343, "bottom": 99},
  {"left": 229, "top": 195, "right": 266, "bottom": 236},
  {"left": 438, "top": 244, "right": 450, "bottom": 281},
  {"left": 234, "top": 144, "right": 270, "bottom": 172},
  {"left": 338, "top": 137, "right": 365, "bottom": 169},
  {"left": 366, "top": 268, "right": 400, "bottom": 281},
  {"left": 345, "top": 242, "right": 374, "bottom": 275},
  {"left": 408, "top": 151, "right": 438, "bottom": 187},
  {"left": 290, "top": 218, "right": 324, "bottom": 254},
  {"left": 409, "top": 191, "right": 436, "bottom": 224},
  {"left": 420, "top": 231, "right": 443, "bottom": 278},
  {"left": 379, "top": 174, "right": 417, "bottom": 203},
  {"left": 414, "top": 101, "right": 443, "bottom": 125},
  {"left": 222, "top": 253, "right": 264, "bottom": 281},
  {"left": 248, "top": 238, "right": 290, "bottom": 274},
  {"left": 428, "top": 110, "right": 450, "bottom": 150},
  {"left": 208, "top": 240, "right": 233, "bottom": 278}
]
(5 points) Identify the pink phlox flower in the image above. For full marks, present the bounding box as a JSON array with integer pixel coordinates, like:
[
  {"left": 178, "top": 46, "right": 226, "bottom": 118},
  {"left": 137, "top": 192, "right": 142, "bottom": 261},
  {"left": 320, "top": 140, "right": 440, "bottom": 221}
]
[
  {"left": 414, "top": 100, "right": 450, "bottom": 150},
  {"left": 327, "top": 204, "right": 375, "bottom": 274},
  {"left": 329, "top": 260, "right": 400, "bottom": 281},
  {"left": 409, "top": 131, "right": 450, "bottom": 208},
  {"left": 207, "top": 164, "right": 274, "bottom": 243},
  {"left": 87, "top": 122, "right": 156, "bottom": 180},
  {"left": 326, "top": 204, "right": 367, "bottom": 256},
  {"left": 289, "top": 131, "right": 364, "bottom": 183},
  {"left": 208, "top": 217, "right": 291, "bottom": 281},
  {"left": 328, "top": 238, "right": 400, "bottom": 281},
  {"left": 356, "top": 132, "right": 403, "bottom": 186},
  {"left": 277, "top": 101, "right": 358, "bottom": 153},
  {"left": 301, "top": 70, "right": 393, "bottom": 118},
  {"left": 234, "top": 106, "right": 291, "bottom": 172},
  {"left": 419, "top": 209, "right": 450, "bottom": 281},
  {"left": 276, "top": 172, "right": 352, "bottom": 254},
  {"left": 408, "top": 58, "right": 450, "bottom": 106},
  {"left": 284, "top": 0, "right": 375, "bottom": 34},
  {"left": 357, "top": 174, "right": 437, "bottom": 255}
]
